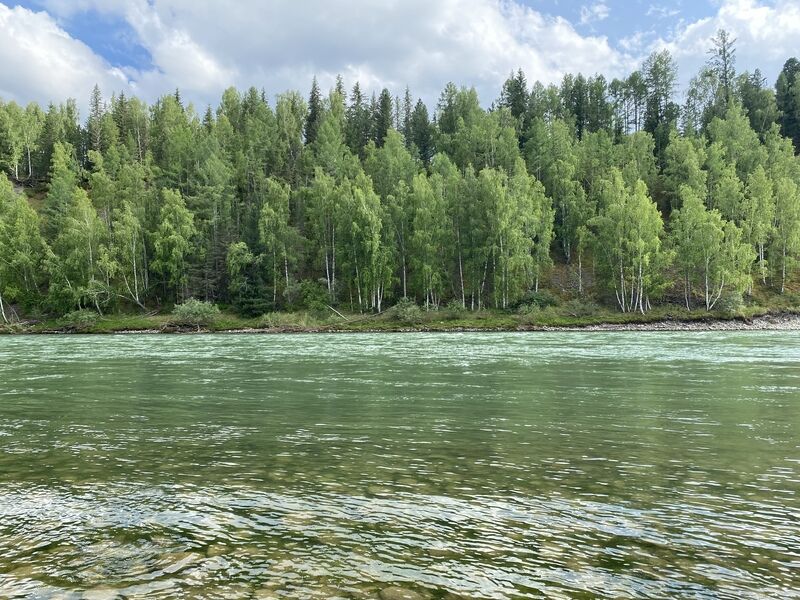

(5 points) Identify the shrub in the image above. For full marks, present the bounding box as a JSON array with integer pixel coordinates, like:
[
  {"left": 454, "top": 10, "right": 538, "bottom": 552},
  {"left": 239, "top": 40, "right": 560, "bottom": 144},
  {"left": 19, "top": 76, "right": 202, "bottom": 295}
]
[
  {"left": 443, "top": 299, "right": 467, "bottom": 320},
  {"left": 514, "top": 289, "right": 560, "bottom": 311},
  {"left": 294, "top": 281, "right": 330, "bottom": 313},
  {"left": 518, "top": 305, "right": 560, "bottom": 325},
  {"left": 257, "top": 311, "right": 321, "bottom": 329},
  {"left": 389, "top": 297, "right": 423, "bottom": 324},
  {"left": 59, "top": 309, "right": 99, "bottom": 331},
  {"left": 234, "top": 296, "right": 274, "bottom": 318},
  {"left": 718, "top": 291, "right": 745, "bottom": 316},
  {"left": 171, "top": 299, "right": 220, "bottom": 328},
  {"left": 562, "top": 298, "right": 601, "bottom": 317}
]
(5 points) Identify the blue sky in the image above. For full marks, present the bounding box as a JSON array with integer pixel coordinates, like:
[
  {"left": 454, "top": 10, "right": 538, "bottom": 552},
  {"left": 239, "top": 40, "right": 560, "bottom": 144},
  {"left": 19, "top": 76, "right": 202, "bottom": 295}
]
[
  {"left": 14, "top": 0, "right": 719, "bottom": 73},
  {"left": 0, "top": 0, "right": 797, "bottom": 112},
  {"left": 13, "top": 0, "right": 153, "bottom": 69}
]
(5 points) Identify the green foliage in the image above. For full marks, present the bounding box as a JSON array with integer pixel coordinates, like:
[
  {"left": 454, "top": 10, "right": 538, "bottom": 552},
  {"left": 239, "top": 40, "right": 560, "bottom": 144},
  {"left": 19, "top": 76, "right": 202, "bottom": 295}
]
[
  {"left": 562, "top": 298, "right": 602, "bottom": 317},
  {"left": 443, "top": 300, "right": 468, "bottom": 319},
  {"left": 152, "top": 189, "right": 194, "bottom": 302},
  {"left": 591, "top": 171, "right": 670, "bottom": 313},
  {"left": 1, "top": 51, "right": 799, "bottom": 321},
  {"left": 0, "top": 174, "right": 46, "bottom": 318},
  {"left": 171, "top": 298, "right": 220, "bottom": 328},
  {"left": 718, "top": 291, "right": 745, "bottom": 316},
  {"left": 389, "top": 297, "right": 423, "bottom": 324},
  {"left": 59, "top": 309, "right": 99, "bottom": 331},
  {"left": 670, "top": 187, "right": 754, "bottom": 310},
  {"left": 257, "top": 311, "right": 323, "bottom": 329},
  {"left": 515, "top": 289, "right": 561, "bottom": 311},
  {"left": 293, "top": 281, "right": 330, "bottom": 313}
]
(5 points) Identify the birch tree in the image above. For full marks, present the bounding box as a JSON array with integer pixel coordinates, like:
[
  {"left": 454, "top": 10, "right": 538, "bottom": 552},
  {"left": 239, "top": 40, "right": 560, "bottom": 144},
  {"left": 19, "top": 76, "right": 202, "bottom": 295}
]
[
  {"left": 152, "top": 189, "right": 194, "bottom": 303},
  {"left": 670, "top": 187, "right": 753, "bottom": 310},
  {"left": 258, "top": 176, "right": 296, "bottom": 304},
  {"left": 112, "top": 202, "right": 148, "bottom": 309},
  {"left": 742, "top": 166, "right": 775, "bottom": 285},
  {"left": 409, "top": 173, "right": 448, "bottom": 309},
  {"left": 0, "top": 175, "right": 47, "bottom": 321},
  {"left": 305, "top": 168, "right": 341, "bottom": 300},
  {"left": 591, "top": 171, "right": 668, "bottom": 313},
  {"left": 771, "top": 177, "right": 800, "bottom": 293},
  {"left": 48, "top": 188, "right": 109, "bottom": 312}
]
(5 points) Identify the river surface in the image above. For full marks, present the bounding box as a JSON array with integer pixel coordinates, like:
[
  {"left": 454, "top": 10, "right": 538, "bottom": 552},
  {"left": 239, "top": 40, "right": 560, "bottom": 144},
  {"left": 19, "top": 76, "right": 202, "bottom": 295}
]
[{"left": 0, "top": 332, "right": 799, "bottom": 599}]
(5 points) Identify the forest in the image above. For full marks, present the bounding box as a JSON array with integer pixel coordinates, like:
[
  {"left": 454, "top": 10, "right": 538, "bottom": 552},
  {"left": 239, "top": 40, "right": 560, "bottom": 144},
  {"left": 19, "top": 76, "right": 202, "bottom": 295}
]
[{"left": 1, "top": 30, "right": 800, "bottom": 324}]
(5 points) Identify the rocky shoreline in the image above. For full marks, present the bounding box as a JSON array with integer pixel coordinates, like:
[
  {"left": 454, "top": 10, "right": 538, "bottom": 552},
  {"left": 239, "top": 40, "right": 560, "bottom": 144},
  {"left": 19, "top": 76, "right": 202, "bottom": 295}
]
[
  {"left": 223, "top": 313, "right": 800, "bottom": 334},
  {"left": 527, "top": 313, "right": 800, "bottom": 332},
  {"left": 3, "top": 312, "right": 800, "bottom": 335}
]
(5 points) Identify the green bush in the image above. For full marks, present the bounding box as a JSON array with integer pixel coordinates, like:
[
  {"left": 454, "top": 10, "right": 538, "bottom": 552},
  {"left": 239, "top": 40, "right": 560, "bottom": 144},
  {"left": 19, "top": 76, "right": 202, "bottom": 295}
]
[
  {"left": 171, "top": 299, "right": 220, "bottom": 328},
  {"left": 562, "top": 298, "right": 601, "bottom": 317},
  {"left": 389, "top": 297, "right": 423, "bottom": 324},
  {"left": 234, "top": 296, "right": 274, "bottom": 318},
  {"left": 514, "top": 289, "right": 560, "bottom": 310},
  {"left": 718, "top": 291, "right": 745, "bottom": 316},
  {"left": 518, "top": 305, "right": 559, "bottom": 325},
  {"left": 443, "top": 299, "right": 467, "bottom": 320},
  {"left": 294, "top": 281, "right": 330, "bottom": 313},
  {"left": 59, "top": 309, "right": 99, "bottom": 331},
  {"left": 257, "top": 311, "right": 321, "bottom": 329}
]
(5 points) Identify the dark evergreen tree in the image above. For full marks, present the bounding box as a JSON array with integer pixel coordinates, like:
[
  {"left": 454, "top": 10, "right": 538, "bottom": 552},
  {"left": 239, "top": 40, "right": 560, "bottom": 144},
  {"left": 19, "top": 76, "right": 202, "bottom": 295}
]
[
  {"left": 374, "top": 88, "right": 394, "bottom": 147},
  {"left": 304, "top": 76, "right": 323, "bottom": 145},
  {"left": 776, "top": 58, "right": 800, "bottom": 151}
]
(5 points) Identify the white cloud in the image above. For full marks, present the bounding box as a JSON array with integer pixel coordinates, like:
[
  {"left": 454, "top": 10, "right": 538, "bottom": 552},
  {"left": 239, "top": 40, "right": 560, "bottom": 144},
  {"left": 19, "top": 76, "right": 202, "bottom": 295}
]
[
  {"left": 620, "top": 31, "right": 654, "bottom": 53},
  {"left": 14, "top": 0, "right": 635, "bottom": 109},
  {"left": 655, "top": 0, "right": 800, "bottom": 86},
  {"left": 0, "top": 4, "right": 130, "bottom": 113},
  {"left": 646, "top": 5, "right": 680, "bottom": 19},
  {"left": 580, "top": 2, "right": 611, "bottom": 25},
  {"left": 2, "top": 0, "right": 798, "bottom": 115}
]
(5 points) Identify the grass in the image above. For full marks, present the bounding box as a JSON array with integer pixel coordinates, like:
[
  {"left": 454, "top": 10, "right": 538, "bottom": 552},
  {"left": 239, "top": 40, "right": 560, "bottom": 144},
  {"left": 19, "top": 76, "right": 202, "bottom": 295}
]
[{"left": 2, "top": 294, "right": 799, "bottom": 335}]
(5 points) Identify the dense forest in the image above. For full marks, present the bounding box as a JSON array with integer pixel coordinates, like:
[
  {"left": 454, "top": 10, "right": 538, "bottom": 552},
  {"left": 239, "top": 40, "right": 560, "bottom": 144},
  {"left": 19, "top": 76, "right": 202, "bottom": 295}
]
[{"left": 1, "top": 30, "right": 800, "bottom": 323}]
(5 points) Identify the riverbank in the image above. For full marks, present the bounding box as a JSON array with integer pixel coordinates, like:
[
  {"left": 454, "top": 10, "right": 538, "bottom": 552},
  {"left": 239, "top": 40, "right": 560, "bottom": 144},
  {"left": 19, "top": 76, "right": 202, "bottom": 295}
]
[{"left": 2, "top": 306, "right": 800, "bottom": 334}]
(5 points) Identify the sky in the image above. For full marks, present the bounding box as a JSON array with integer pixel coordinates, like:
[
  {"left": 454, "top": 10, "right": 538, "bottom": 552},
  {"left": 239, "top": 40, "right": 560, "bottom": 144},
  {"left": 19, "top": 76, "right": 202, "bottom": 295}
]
[{"left": 0, "top": 0, "right": 799, "bottom": 115}]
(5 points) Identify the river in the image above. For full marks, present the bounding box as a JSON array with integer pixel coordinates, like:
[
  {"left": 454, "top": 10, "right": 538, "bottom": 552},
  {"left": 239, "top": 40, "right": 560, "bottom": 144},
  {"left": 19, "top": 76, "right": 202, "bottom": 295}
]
[{"left": 0, "top": 332, "right": 798, "bottom": 598}]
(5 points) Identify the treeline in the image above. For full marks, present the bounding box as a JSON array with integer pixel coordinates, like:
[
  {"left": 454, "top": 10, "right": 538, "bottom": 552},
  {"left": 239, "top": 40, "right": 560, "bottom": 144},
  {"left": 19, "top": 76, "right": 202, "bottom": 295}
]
[{"left": 1, "top": 31, "right": 800, "bottom": 322}]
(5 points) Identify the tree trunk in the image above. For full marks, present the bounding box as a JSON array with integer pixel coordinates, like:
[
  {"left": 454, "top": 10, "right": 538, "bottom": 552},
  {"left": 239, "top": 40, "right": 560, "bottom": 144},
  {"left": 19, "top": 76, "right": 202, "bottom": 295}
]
[
  {"left": 0, "top": 290, "right": 7, "bottom": 324},
  {"left": 331, "top": 226, "right": 336, "bottom": 300},
  {"left": 782, "top": 244, "right": 787, "bottom": 294},
  {"left": 132, "top": 238, "right": 140, "bottom": 306},
  {"left": 284, "top": 250, "right": 289, "bottom": 291},
  {"left": 401, "top": 252, "right": 407, "bottom": 298},
  {"left": 324, "top": 252, "right": 332, "bottom": 297},
  {"left": 457, "top": 231, "right": 465, "bottom": 308},
  {"left": 272, "top": 248, "right": 278, "bottom": 305},
  {"left": 684, "top": 272, "right": 691, "bottom": 310}
]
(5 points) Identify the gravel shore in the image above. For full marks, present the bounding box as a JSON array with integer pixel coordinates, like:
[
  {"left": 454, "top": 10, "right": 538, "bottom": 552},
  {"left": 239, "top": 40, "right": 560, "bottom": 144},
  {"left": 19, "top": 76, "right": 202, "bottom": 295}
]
[{"left": 530, "top": 313, "right": 800, "bottom": 332}]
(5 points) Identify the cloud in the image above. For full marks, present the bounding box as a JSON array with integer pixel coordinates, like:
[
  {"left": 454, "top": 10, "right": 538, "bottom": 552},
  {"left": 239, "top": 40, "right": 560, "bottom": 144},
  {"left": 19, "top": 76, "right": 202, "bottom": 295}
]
[
  {"left": 620, "top": 31, "right": 655, "bottom": 53},
  {"left": 580, "top": 2, "right": 611, "bottom": 25},
  {"left": 9, "top": 0, "right": 634, "bottom": 109},
  {"left": 2, "top": 0, "right": 798, "bottom": 115},
  {"left": 646, "top": 5, "right": 680, "bottom": 19},
  {"left": 655, "top": 0, "right": 800, "bottom": 86},
  {"left": 0, "top": 4, "right": 130, "bottom": 112}
]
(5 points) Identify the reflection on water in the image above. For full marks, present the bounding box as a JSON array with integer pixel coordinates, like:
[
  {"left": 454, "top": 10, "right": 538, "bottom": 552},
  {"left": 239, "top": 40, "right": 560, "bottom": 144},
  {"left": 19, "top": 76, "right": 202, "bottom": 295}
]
[{"left": 0, "top": 332, "right": 799, "bottom": 598}]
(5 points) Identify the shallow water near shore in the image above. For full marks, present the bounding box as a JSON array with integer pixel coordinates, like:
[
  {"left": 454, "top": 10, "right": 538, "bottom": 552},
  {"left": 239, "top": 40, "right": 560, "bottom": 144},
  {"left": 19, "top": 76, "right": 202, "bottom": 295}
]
[{"left": 1, "top": 332, "right": 799, "bottom": 599}]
